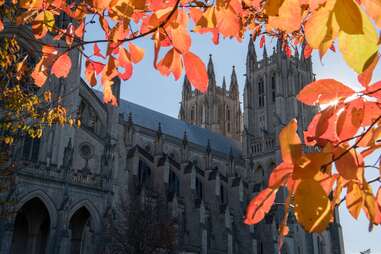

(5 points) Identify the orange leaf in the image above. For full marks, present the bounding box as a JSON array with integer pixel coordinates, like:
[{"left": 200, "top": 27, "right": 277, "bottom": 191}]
[
  {"left": 334, "top": 144, "right": 363, "bottom": 181},
  {"left": 170, "top": 25, "right": 191, "bottom": 53},
  {"left": 157, "top": 48, "right": 183, "bottom": 80},
  {"left": 0, "top": 19, "right": 3, "bottom": 32},
  {"left": 51, "top": 53, "right": 72, "bottom": 78},
  {"left": 31, "top": 59, "right": 48, "bottom": 87},
  {"left": 268, "top": 162, "right": 293, "bottom": 188},
  {"left": 346, "top": 182, "right": 364, "bottom": 219},
  {"left": 244, "top": 188, "right": 277, "bottom": 225},
  {"left": 294, "top": 179, "right": 331, "bottom": 232},
  {"left": 279, "top": 119, "right": 302, "bottom": 164},
  {"left": 128, "top": 43, "right": 144, "bottom": 64},
  {"left": 183, "top": 51, "right": 208, "bottom": 92},
  {"left": 294, "top": 152, "right": 332, "bottom": 180},
  {"left": 297, "top": 79, "right": 355, "bottom": 106},
  {"left": 85, "top": 59, "right": 97, "bottom": 87},
  {"left": 118, "top": 48, "right": 133, "bottom": 80},
  {"left": 358, "top": 54, "right": 379, "bottom": 88}
]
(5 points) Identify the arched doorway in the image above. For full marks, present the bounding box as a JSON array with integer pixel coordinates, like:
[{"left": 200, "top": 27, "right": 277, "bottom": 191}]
[
  {"left": 10, "top": 198, "right": 51, "bottom": 254},
  {"left": 69, "top": 207, "right": 92, "bottom": 254}
]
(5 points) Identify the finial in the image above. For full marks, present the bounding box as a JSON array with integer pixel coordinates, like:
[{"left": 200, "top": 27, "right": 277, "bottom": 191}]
[
  {"left": 157, "top": 122, "right": 162, "bottom": 138},
  {"left": 182, "top": 130, "right": 188, "bottom": 147},
  {"left": 206, "top": 139, "right": 211, "bottom": 154}
]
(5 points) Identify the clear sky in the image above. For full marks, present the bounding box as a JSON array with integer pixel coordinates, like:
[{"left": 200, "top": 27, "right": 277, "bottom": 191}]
[{"left": 84, "top": 24, "right": 381, "bottom": 254}]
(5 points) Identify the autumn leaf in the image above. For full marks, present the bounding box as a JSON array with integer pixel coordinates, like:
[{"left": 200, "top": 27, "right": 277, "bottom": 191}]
[
  {"left": 94, "top": 43, "right": 105, "bottom": 58},
  {"left": 0, "top": 19, "right": 3, "bottom": 32},
  {"left": 268, "top": 162, "right": 293, "bottom": 188},
  {"left": 118, "top": 47, "right": 133, "bottom": 80},
  {"left": 346, "top": 182, "right": 364, "bottom": 219},
  {"left": 279, "top": 119, "right": 302, "bottom": 164},
  {"left": 183, "top": 52, "right": 208, "bottom": 92},
  {"left": 297, "top": 79, "right": 354, "bottom": 106},
  {"left": 336, "top": 0, "right": 379, "bottom": 73},
  {"left": 51, "top": 53, "right": 72, "bottom": 78},
  {"left": 244, "top": 188, "right": 277, "bottom": 225},
  {"left": 358, "top": 54, "right": 379, "bottom": 88},
  {"left": 129, "top": 43, "right": 144, "bottom": 64},
  {"left": 334, "top": 144, "right": 363, "bottom": 181},
  {"left": 294, "top": 179, "right": 331, "bottom": 232},
  {"left": 85, "top": 59, "right": 98, "bottom": 86}
]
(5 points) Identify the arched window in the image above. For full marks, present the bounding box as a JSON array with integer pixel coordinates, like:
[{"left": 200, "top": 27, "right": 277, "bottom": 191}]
[
  {"left": 168, "top": 170, "right": 180, "bottom": 199},
  {"left": 271, "top": 75, "right": 276, "bottom": 103},
  {"left": 226, "top": 105, "right": 231, "bottom": 132},
  {"left": 258, "top": 79, "right": 265, "bottom": 107},
  {"left": 138, "top": 159, "right": 151, "bottom": 185},
  {"left": 202, "top": 105, "right": 206, "bottom": 124}
]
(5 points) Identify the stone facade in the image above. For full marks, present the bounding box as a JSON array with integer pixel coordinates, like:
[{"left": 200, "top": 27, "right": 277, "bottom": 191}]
[
  {"left": 0, "top": 26, "right": 345, "bottom": 254},
  {"left": 179, "top": 55, "right": 242, "bottom": 141}
]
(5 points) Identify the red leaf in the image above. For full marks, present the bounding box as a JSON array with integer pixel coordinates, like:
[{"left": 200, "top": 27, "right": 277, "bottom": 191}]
[
  {"left": 129, "top": 43, "right": 144, "bottom": 64},
  {"left": 358, "top": 54, "right": 379, "bottom": 88},
  {"left": 260, "top": 35, "right": 265, "bottom": 48},
  {"left": 268, "top": 162, "right": 293, "bottom": 188},
  {"left": 244, "top": 188, "right": 277, "bottom": 225},
  {"left": 183, "top": 52, "right": 208, "bottom": 93},
  {"left": 303, "top": 44, "right": 313, "bottom": 59},
  {"left": 51, "top": 53, "right": 72, "bottom": 78},
  {"left": 0, "top": 19, "right": 4, "bottom": 32},
  {"left": 336, "top": 98, "right": 364, "bottom": 141},
  {"left": 94, "top": 43, "right": 105, "bottom": 58},
  {"left": 92, "top": 61, "right": 105, "bottom": 74},
  {"left": 365, "top": 81, "right": 381, "bottom": 99},
  {"left": 297, "top": 79, "right": 355, "bottom": 106},
  {"left": 330, "top": 44, "right": 336, "bottom": 52}
]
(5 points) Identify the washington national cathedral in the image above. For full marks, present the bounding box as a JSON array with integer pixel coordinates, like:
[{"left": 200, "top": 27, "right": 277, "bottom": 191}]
[{"left": 0, "top": 25, "right": 345, "bottom": 254}]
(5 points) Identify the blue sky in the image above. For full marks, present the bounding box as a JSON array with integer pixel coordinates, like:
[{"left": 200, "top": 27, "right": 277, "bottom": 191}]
[{"left": 84, "top": 24, "right": 381, "bottom": 253}]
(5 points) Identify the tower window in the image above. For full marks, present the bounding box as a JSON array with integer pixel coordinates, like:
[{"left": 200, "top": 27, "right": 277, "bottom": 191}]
[
  {"left": 196, "top": 177, "right": 203, "bottom": 200},
  {"left": 271, "top": 75, "right": 276, "bottom": 103},
  {"left": 168, "top": 170, "right": 180, "bottom": 198},
  {"left": 258, "top": 79, "right": 265, "bottom": 107},
  {"left": 191, "top": 106, "right": 195, "bottom": 123}
]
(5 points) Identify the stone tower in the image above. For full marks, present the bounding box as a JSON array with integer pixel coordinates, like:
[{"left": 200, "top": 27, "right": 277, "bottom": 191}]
[
  {"left": 243, "top": 35, "right": 314, "bottom": 160},
  {"left": 179, "top": 54, "right": 242, "bottom": 141},
  {"left": 243, "top": 36, "right": 345, "bottom": 254}
]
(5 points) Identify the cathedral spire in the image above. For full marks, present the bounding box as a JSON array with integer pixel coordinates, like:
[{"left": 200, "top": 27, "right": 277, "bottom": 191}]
[
  {"left": 229, "top": 66, "right": 239, "bottom": 98},
  {"left": 207, "top": 54, "right": 216, "bottom": 89},
  {"left": 182, "top": 75, "right": 192, "bottom": 99},
  {"left": 247, "top": 34, "right": 256, "bottom": 60}
]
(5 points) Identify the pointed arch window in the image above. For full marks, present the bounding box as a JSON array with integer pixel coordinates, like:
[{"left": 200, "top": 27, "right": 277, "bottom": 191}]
[
  {"left": 271, "top": 74, "right": 276, "bottom": 103},
  {"left": 258, "top": 79, "right": 265, "bottom": 107},
  {"left": 191, "top": 106, "right": 195, "bottom": 123}
]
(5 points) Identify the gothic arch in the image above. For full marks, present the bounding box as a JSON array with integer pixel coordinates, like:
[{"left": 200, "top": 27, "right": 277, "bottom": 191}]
[
  {"left": 17, "top": 189, "right": 58, "bottom": 228},
  {"left": 68, "top": 200, "right": 102, "bottom": 232}
]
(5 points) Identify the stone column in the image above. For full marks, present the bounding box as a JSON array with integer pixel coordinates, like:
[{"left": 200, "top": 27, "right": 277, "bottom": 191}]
[{"left": 0, "top": 219, "right": 15, "bottom": 254}]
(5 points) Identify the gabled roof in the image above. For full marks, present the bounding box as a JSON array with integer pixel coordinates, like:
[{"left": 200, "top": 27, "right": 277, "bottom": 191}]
[{"left": 93, "top": 90, "right": 242, "bottom": 156}]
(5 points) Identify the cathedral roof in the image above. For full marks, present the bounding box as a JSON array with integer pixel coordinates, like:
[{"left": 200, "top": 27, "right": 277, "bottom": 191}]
[{"left": 93, "top": 90, "right": 242, "bottom": 157}]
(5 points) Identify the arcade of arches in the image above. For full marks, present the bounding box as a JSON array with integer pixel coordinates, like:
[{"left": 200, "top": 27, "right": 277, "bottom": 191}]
[{"left": 9, "top": 197, "right": 95, "bottom": 254}]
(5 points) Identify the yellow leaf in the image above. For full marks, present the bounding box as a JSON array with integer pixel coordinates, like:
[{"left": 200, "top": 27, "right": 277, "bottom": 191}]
[
  {"left": 294, "top": 179, "right": 331, "bottom": 232},
  {"left": 336, "top": 0, "right": 379, "bottom": 73},
  {"left": 43, "top": 11, "right": 55, "bottom": 32},
  {"left": 279, "top": 119, "right": 302, "bottom": 164}
]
